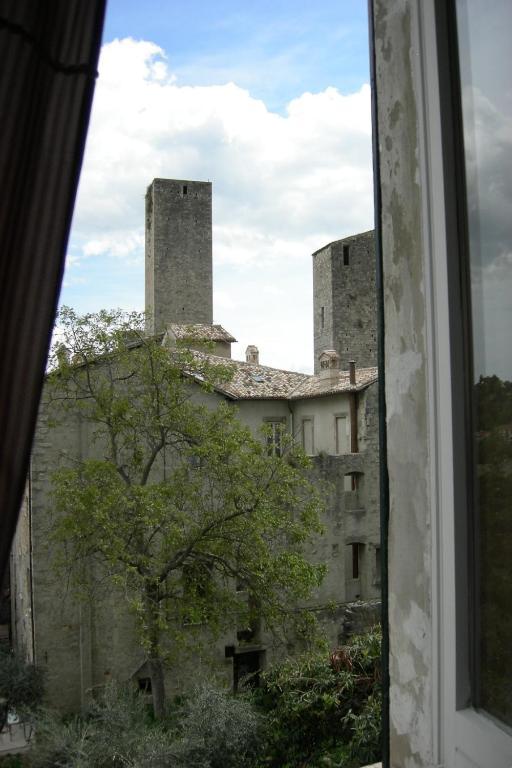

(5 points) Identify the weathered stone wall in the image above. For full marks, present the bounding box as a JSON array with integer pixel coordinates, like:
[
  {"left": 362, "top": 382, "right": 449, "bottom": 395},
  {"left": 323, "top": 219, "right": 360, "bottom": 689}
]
[
  {"left": 311, "top": 383, "right": 380, "bottom": 608},
  {"left": 18, "top": 376, "right": 380, "bottom": 712},
  {"left": 315, "top": 599, "right": 381, "bottom": 646},
  {"left": 357, "top": 382, "right": 381, "bottom": 597},
  {"left": 313, "top": 231, "right": 377, "bottom": 372},
  {"left": 145, "top": 179, "right": 213, "bottom": 334},
  {"left": 29, "top": 403, "right": 85, "bottom": 711}
]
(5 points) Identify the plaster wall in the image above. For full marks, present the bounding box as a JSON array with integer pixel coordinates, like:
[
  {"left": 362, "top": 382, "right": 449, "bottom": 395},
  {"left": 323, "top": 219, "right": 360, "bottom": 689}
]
[
  {"left": 373, "top": 1, "right": 433, "bottom": 765},
  {"left": 292, "top": 394, "right": 351, "bottom": 456},
  {"left": 234, "top": 399, "right": 291, "bottom": 437}
]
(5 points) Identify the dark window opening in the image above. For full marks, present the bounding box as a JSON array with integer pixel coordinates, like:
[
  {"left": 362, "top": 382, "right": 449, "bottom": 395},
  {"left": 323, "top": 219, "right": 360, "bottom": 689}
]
[
  {"left": 138, "top": 677, "right": 152, "bottom": 693},
  {"left": 237, "top": 626, "right": 255, "bottom": 643},
  {"left": 343, "top": 244, "right": 350, "bottom": 265},
  {"left": 233, "top": 650, "right": 263, "bottom": 693},
  {"left": 321, "top": 306, "right": 325, "bottom": 329},
  {"left": 351, "top": 542, "right": 360, "bottom": 579},
  {"left": 183, "top": 184, "right": 188, "bottom": 195}
]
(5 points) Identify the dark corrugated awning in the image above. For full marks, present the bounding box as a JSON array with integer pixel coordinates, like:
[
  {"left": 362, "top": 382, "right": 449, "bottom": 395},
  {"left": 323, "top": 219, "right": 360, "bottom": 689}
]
[{"left": 0, "top": 0, "right": 106, "bottom": 574}]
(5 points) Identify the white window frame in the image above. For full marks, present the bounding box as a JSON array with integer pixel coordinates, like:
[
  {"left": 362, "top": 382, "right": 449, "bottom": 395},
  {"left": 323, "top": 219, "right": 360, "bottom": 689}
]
[
  {"left": 414, "top": 2, "right": 512, "bottom": 764},
  {"left": 264, "top": 417, "right": 286, "bottom": 457}
]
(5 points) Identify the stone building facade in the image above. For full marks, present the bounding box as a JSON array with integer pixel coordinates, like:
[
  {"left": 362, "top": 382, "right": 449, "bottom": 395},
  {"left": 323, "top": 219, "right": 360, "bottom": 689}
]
[{"left": 10, "top": 179, "right": 380, "bottom": 711}]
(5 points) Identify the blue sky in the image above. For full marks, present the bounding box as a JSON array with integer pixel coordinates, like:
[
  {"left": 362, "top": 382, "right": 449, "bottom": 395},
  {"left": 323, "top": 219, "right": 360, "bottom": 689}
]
[
  {"left": 62, "top": 1, "right": 373, "bottom": 372},
  {"left": 102, "top": 0, "right": 369, "bottom": 113}
]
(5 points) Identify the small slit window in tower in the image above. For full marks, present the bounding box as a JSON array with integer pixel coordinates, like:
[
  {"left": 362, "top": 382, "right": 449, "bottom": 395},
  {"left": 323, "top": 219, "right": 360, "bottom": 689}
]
[
  {"left": 351, "top": 543, "right": 361, "bottom": 579},
  {"left": 343, "top": 244, "right": 350, "bottom": 265},
  {"left": 321, "top": 306, "right": 325, "bottom": 329},
  {"left": 183, "top": 185, "right": 188, "bottom": 195}
]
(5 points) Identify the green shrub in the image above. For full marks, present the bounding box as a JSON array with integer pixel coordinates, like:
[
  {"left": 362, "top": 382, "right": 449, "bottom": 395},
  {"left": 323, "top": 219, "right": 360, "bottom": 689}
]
[
  {"left": 173, "top": 684, "right": 263, "bottom": 768},
  {"left": 0, "top": 646, "right": 44, "bottom": 732},
  {"left": 344, "top": 693, "right": 381, "bottom": 766},
  {"left": 28, "top": 683, "right": 176, "bottom": 768},
  {"left": 28, "top": 682, "right": 262, "bottom": 768},
  {"left": 254, "top": 626, "right": 382, "bottom": 767}
]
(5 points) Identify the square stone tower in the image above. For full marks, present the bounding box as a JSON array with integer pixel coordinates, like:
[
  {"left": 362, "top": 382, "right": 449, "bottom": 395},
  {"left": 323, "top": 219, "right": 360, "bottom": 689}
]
[
  {"left": 313, "top": 230, "right": 377, "bottom": 372},
  {"left": 145, "top": 178, "right": 213, "bottom": 334}
]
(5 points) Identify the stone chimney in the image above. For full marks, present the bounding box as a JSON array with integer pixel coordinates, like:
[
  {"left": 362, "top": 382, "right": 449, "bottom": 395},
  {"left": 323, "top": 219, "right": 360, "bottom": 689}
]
[
  {"left": 246, "top": 345, "right": 259, "bottom": 364},
  {"left": 318, "top": 349, "right": 340, "bottom": 380},
  {"left": 349, "top": 360, "right": 356, "bottom": 385}
]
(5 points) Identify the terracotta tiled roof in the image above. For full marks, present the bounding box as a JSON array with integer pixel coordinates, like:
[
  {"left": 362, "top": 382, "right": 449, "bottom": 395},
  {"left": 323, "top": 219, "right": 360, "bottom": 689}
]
[
  {"left": 189, "top": 351, "right": 378, "bottom": 400},
  {"left": 167, "top": 323, "right": 237, "bottom": 343},
  {"left": 290, "top": 366, "right": 378, "bottom": 399}
]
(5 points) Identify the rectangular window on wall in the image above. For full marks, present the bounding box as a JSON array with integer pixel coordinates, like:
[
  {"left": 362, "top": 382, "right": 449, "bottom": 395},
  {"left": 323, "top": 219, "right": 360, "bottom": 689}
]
[
  {"left": 302, "top": 418, "right": 314, "bottom": 455},
  {"left": 335, "top": 415, "right": 349, "bottom": 454},
  {"left": 266, "top": 420, "right": 284, "bottom": 457},
  {"left": 351, "top": 543, "right": 361, "bottom": 579}
]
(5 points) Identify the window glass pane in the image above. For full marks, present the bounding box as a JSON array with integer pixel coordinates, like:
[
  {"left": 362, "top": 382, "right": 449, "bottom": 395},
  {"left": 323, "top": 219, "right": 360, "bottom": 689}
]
[{"left": 456, "top": 0, "right": 512, "bottom": 726}]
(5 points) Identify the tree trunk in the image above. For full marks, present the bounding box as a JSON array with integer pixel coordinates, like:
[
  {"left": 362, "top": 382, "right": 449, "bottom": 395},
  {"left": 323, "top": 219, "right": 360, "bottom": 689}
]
[
  {"left": 148, "top": 654, "right": 166, "bottom": 720},
  {"left": 144, "top": 585, "right": 167, "bottom": 719}
]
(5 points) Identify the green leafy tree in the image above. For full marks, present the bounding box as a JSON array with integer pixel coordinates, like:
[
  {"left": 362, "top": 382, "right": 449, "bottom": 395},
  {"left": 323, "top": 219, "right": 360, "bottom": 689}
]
[{"left": 47, "top": 308, "right": 325, "bottom": 718}]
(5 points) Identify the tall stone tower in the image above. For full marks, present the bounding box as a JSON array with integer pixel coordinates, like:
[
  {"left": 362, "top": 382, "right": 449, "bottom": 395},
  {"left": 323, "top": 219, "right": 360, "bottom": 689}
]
[
  {"left": 313, "top": 230, "right": 377, "bottom": 372},
  {"left": 145, "top": 178, "right": 213, "bottom": 334}
]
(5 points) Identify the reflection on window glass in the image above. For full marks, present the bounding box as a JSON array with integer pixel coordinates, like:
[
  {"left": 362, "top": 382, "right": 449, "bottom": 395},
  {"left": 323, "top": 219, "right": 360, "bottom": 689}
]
[{"left": 456, "top": 0, "right": 512, "bottom": 726}]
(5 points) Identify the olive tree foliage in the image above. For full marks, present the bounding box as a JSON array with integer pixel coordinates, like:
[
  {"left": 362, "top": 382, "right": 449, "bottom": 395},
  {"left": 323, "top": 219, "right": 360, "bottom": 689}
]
[
  {"left": 30, "top": 682, "right": 262, "bottom": 768},
  {"left": 47, "top": 308, "right": 325, "bottom": 718}
]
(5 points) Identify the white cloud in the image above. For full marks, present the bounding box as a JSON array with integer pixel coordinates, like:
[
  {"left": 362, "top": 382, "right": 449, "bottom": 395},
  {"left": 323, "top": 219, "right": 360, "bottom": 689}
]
[
  {"left": 83, "top": 230, "right": 144, "bottom": 259},
  {"left": 68, "top": 38, "right": 374, "bottom": 372}
]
